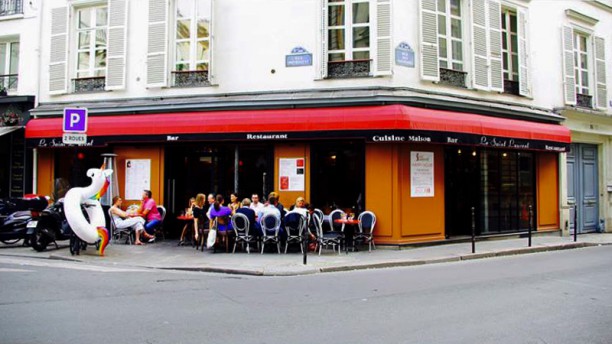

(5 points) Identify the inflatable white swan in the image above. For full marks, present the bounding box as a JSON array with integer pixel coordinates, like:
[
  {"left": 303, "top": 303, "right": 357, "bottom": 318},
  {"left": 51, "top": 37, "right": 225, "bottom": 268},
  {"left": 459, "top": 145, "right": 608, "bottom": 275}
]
[{"left": 64, "top": 164, "right": 112, "bottom": 255}]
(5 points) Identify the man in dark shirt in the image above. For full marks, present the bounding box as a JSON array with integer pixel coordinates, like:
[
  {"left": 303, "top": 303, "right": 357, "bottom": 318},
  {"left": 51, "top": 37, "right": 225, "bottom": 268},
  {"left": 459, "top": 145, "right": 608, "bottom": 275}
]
[{"left": 236, "top": 198, "right": 261, "bottom": 237}]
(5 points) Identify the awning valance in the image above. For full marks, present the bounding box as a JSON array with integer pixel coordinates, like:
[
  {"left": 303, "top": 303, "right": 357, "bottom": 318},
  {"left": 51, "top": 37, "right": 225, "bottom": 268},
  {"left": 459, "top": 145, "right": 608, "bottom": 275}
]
[{"left": 25, "top": 105, "right": 571, "bottom": 151}]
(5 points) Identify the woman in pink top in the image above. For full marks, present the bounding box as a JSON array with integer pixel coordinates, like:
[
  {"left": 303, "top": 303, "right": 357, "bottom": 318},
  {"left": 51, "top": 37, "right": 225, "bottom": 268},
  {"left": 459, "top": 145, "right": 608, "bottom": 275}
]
[{"left": 137, "top": 190, "right": 162, "bottom": 240}]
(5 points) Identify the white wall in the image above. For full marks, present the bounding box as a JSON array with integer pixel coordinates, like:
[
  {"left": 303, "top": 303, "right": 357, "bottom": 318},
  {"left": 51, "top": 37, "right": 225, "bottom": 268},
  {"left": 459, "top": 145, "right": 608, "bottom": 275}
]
[
  {"left": 35, "top": 0, "right": 612, "bottom": 115},
  {"left": 0, "top": 0, "right": 42, "bottom": 97}
]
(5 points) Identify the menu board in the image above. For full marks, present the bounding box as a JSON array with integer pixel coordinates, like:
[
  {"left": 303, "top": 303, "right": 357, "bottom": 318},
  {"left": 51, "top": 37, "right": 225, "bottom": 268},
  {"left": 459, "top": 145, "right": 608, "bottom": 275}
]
[
  {"left": 125, "top": 159, "right": 151, "bottom": 200},
  {"left": 410, "top": 151, "right": 434, "bottom": 197},
  {"left": 279, "top": 158, "right": 305, "bottom": 191},
  {"left": 9, "top": 135, "right": 25, "bottom": 198}
]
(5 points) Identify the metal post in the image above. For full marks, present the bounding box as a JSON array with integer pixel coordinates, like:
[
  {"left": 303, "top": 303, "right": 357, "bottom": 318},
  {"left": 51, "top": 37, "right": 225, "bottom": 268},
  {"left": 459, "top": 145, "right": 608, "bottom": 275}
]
[
  {"left": 471, "top": 207, "right": 476, "bottom": 253},
  {"left": 574, "top": 205, "right": 578, "bottom": 242},
  {"left": 303, "top": 224, "right": 308, "bottom": 265},
  {"left": 528, "top": 205, "right": 532, "bottom": 247},
  {"left": 234, "top": 146, "right": 239, "bottom": 194},
  {"left": 262, "top": 172, "right": 267, "bottom": 201}
]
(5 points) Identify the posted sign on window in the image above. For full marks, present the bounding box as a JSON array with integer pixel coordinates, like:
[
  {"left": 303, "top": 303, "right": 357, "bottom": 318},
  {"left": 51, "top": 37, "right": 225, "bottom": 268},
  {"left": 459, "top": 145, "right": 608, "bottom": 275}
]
[
  {"left": 279, "top": 158, "right": 305, "bottom": 191},
  {"left": 410, "top": 151, "right": 434, "bottom": 197}
]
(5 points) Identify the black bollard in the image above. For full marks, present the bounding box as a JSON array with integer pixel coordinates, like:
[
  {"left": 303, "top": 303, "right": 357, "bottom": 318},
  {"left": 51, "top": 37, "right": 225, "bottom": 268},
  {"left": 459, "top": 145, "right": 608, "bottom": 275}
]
[
  {"left": 573, "top": 205, "right": 578, "bottom": 242},
  {"left": 471, "top": 207, "right": 476, "bottom": 254},
  {"left": 528, "top": 205, "right": 533, "bottom": 247},
  {"left": 303, "top": 222, "right": 308, "bottom": 265}
]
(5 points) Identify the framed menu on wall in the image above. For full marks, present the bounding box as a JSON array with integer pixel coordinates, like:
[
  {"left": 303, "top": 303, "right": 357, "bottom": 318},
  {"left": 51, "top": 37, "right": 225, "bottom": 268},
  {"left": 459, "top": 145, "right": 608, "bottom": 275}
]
[
  {"left": 411, "top": 151, "right": 434, "bottom": 197},
  {"left": 125, "top": 159, "right": 151, "bottom": 200},
  {"left": 279, "top": 158, "right": 305, "bottom": 191}
]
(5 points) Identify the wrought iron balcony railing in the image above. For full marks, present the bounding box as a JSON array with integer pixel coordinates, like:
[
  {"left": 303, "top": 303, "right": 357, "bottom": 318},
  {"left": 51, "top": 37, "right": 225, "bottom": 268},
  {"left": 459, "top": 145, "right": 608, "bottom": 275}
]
[
  {"left": 73, "top": 77, "right": 106, "bottom": 93},
  {"left": 172, "top": 70, "right": 210, "bottom": 87},
  {"left": 576, "top": 93, "right": 593, "bottom": 109},
  {"left": 0, "top": 74, "right": 18, "bottom": 95},
  {"left": 439, "top": 68, "right": 467, "bottom": 88},
  {"left": 503, "top": 79, "right": 520, "bottom": 95},
  {"left": 327, "top": 59, "right": 371, "bottom": 79},
  {"left": 0, "top": 0, "right": 23, "bottom": 16}
]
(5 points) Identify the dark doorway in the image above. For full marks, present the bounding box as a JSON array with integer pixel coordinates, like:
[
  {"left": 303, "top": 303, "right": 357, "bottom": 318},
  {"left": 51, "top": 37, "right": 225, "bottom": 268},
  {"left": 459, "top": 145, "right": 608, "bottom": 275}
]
[
  {"left": 444, "top": 147, "right": 480, "bottom": 236},
  {"left": 165, "top": 143, "right": 273, "bottom": 214},
  {"left": 53, "top": 147, "right": 109, "bottom": 199},
  {"left": 310, "top": 141, "right": 365, "bottom": 214}
]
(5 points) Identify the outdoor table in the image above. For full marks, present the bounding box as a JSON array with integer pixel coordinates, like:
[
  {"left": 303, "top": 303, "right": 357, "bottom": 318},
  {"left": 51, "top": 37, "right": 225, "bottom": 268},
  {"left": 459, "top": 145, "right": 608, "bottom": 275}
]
[
  {"left": 334, "top": 218, "right": 359, "bottom": 253},
  {"left": 177, "top": 215, "right": 194, "bottom": 246}
]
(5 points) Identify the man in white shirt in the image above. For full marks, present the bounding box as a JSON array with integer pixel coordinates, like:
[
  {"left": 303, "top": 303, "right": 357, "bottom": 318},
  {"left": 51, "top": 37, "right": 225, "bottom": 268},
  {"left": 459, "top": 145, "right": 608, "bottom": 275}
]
[{"left": 250, "top": 193, "right": 265, "bottom": 214}]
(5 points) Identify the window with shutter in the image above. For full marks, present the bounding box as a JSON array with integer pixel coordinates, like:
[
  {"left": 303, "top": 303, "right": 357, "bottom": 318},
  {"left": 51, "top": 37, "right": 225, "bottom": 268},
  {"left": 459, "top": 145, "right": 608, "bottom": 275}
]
[
  {"left": 106, "top": 0, "right": 128, "bottom": 90},
  {"left": 562, "top": 25, "right": 602, "bottom": 109},
  {"left": 73, "top": 5, "right": 108, "bottom": 93},
  {"left": 147, "top": 0, "right": 169, "bottom": 87},
  {"left": 49, "top": 6, "right": 68, "bottom": 95},
  {"left": 325, "top": 0, "right": 373, "bottom": 79},
  {"left": 0, "top": 41, "right": 19, "bottom": 92},
  {"left": 172, "top": 0, "right": 212, "bottom": 87},
  {"left": 437, "top": 0, "right": 466, "bottom": 87},
  {"left": 501, "top": 8, "right": 519, "bottom": 94}
]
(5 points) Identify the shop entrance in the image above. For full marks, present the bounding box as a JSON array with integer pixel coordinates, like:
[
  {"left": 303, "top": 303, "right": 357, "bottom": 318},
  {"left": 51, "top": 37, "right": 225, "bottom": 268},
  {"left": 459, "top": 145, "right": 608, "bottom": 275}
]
[
  {"left": 445, "top": 147, "right": 536, "bottom": 237},
  {"left": 310, "top": 141, "right": 365, "bottom": 214},
  {"left": 164, "top": 143, "right": 273, "bottom": 214},
  {"left": 53, "top": 147, "right": 110, "bottom": 200}
]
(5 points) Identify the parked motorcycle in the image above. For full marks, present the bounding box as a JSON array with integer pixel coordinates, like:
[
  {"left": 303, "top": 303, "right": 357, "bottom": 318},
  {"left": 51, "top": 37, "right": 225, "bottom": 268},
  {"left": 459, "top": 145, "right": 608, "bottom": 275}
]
[
  {"left": 28, "top": 199, "right": 78, "bottom": 252},
  {"left": 0, "top": 195, "right": 48, "bottom": 245}
]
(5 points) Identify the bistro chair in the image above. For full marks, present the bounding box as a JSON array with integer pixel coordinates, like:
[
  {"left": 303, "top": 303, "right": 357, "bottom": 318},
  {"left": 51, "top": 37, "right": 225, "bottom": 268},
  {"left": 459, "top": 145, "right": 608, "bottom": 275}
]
[
  {"left": 314, "top": 208, "right": 324, "bottom": 225},
  {"left": 284, "top": 212, "right": 306, "bottom": 254},
  {"left": 108, "top": 208, "right": 133, "bottom": 245},
  {"left": 154, "top": 205, "right": 166, "bottom": 241},
  {"left": 216, "top": 215, "right": 233, "bottom": 253},
  {"left": 355, "top": 211, "right": 377, "bottom": 252},
  {"left": 231, "top": 213, "right": 257, "bottom": 254},
  {"left": 328, "top": 209, "right": 346, "bottom": 233},
  {"left": 260, "top": 213, "right": 281, "bottom": 254},
  {"left": 316, "top": 212, "right": 342, "bottom": 255}
]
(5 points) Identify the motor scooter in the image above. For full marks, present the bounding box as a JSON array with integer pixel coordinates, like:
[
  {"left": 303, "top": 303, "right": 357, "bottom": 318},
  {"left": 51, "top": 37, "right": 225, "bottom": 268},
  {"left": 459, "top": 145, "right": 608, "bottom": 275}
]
[
  {"left": 28, "top": 199, "right": 77, "bottom": 252},
  {"left": 0, "top": 195, "right": 48, "bottom": 245}
]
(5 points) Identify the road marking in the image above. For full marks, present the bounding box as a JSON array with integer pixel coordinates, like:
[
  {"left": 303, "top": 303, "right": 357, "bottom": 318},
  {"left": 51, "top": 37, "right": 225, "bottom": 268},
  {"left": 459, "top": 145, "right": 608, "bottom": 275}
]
[
  {"left": 0, "top": 257, "right": 149, "bottom": 273},
  {"left": 0, "top": 268, "right": 34, "bottom": 273}
]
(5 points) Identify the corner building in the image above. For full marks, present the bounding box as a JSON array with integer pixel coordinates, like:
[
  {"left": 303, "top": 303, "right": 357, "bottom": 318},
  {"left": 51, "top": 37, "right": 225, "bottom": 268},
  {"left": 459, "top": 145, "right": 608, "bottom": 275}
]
[{"left": 26, "top": 0, "right": 610, "bottom": 245}]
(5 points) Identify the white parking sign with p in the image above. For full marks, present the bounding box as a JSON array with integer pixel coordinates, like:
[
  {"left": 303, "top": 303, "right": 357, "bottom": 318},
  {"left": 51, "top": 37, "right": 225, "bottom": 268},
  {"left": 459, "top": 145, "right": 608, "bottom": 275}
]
[{"left": 63, "top": 108, "right": 88, "bottom": 133}]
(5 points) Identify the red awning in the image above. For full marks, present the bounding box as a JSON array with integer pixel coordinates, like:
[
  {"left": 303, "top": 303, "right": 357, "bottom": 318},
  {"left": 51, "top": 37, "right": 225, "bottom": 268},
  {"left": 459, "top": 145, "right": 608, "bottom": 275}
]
[{"left": 25, "top": 105, "right": 571, "bottom": 150}]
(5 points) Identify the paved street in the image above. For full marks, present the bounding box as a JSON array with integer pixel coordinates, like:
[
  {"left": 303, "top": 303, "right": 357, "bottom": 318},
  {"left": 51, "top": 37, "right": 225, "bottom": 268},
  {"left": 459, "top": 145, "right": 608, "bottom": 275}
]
[{"left": 0, "top": 245, "right": 611, "bottom": 344}]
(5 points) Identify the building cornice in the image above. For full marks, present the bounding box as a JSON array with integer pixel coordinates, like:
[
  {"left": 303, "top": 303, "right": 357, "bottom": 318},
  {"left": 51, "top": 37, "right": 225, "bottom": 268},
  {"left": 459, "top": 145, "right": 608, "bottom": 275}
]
[
  {"left": 565, "top": 9, "right": 599, "bottom": 26},
  {"left": 588, "top": 0, "right": 612, "bottom": 14},
  {"left": 31, "top": 87, "right": 565, "bottom": 124}
]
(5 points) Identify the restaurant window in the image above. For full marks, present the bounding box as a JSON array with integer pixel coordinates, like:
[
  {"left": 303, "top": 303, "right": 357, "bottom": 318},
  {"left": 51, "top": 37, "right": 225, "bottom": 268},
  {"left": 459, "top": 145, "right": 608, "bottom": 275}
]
[
  {"left": 310, "top": 141, "right": 364, "bottom": 214},
  {"left": 172, "top": 0, "right": 211, "bottom": 87},
  {"left": 0, "top": 40, "right": 19, "bottom": 92},
  {"left": 73, "top": 5, "right": 108, "bottom": 92}
]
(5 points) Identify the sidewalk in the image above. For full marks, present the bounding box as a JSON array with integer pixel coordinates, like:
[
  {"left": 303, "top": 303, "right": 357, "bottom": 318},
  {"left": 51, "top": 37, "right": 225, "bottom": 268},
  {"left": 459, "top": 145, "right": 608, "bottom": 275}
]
[{"left": 1, "top": 233, "right": 611, "bottom": 276}]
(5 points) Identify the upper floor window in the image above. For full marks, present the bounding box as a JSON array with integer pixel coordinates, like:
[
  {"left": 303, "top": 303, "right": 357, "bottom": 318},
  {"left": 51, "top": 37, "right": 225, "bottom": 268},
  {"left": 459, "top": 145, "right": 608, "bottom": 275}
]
[
  {"left": 74, "top": 6, "right": 108, "bottom": 92},
  {"left": 321, "top": 0, "right": 391, "bottom": 79},
  {"left": 327, "top": 0, "right": 371, "bottom": 78},
  {"left": 173, "top": 0, "right": 211, "bottom": 87},
  {"left": 48, "top": 1, "right": 127, "bottom": 95},
  {"left": 436, "top": 0, "right": 463, "bottom": 72},
  {"left": 420, "top": 0, "right": 530, "bottom": 95},
  {"left": 0, "top": 0, "right": 23, "bottom": 17},
  {"left": 0, "top": 41, "right": 19, "bottom": 92},
  {"left": 501, "top": 9, "right": 519, "bottom": 94},
  {"left": 562, "top": 25, "right": 607, "bottom": 110}
]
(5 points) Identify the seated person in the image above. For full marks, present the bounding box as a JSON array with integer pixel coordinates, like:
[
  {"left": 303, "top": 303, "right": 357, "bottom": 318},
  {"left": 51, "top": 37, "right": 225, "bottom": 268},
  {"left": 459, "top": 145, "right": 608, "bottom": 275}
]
[
  {"left": 178, "top": 197, "right": 196, "bottom": 246},
  {"left": 209, "top": 194, "right": 233, "bottom": 249},
  {"left": 259, "top": 196, "right": 285, "bottom": 240},
  {"left": 110, "top": 196, "right": 150, "bottom": 245},
  {"left": 288, "top": 196, "right": 308, "bottom": 217},
  {"left": 236, "top": 198, "right": 261, "bottom": 237},
  {"left": 228, "top": 192, "right": 240, "bottom": 215},
  {"left": 136, "top": 189, "right": 162, "bottom": 240}
]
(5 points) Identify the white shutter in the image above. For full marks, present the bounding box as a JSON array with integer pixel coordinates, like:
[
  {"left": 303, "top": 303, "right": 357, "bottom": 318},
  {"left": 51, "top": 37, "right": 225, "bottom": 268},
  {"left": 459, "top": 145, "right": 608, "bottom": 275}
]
[
  {"left": 49, "top": 7, "right": 69, "bottom": 95},
  {"left": 593, "top": 36, "right": 607, "bottom": 110},
  {"left": 208, "top": 0, "right": 216, "bottom": 85},
  {"left": 318, "top": 0, "right": 328, "bottom": 79},
  {"left": 488, "top": 0, "right": 503, "bottom": 92},
  {"left": 106, "top": 0, "right": 128, "bottom": 90},
  {"left": 374, "top": 0, "right": 392, "bottom": 76},
  {"left": 147, "top": 0, "right": 169, "bottom": 87},
  {"left": 517, "top": 8, "right": 531, "bottom": 97},
  {"left": 419, "top": 0, "right": 439, "bottom": 81},
  {"left": 562, "top": 25, "right": 576, "bottom": 105},
  {"left": 471, "top": 0, "right": 489, "bottom": 90}
]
